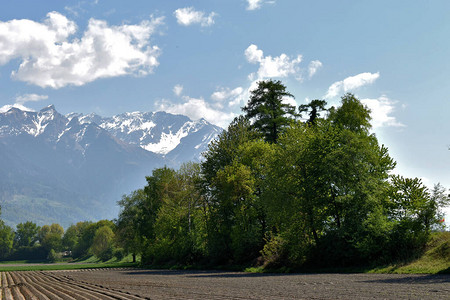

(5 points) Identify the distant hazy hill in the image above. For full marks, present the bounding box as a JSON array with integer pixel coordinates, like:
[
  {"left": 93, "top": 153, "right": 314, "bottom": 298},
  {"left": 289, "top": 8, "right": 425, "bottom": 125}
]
[{"left": 0, "top": 105, "right": 222, "bottom": 227}]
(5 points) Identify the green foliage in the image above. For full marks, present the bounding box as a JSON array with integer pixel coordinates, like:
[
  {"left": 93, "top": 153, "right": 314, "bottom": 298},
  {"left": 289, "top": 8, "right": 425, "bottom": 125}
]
[
  {"left": 386, "top": 177, "right": 450, "bottom": 260},
  {"left": 69, "top": 221, "right": 93, "bottom": 258},
  {"left": 298, "top": 99, "right": 327, "bottom": 125},
  {"left": 91, "top": 226, "right": 115, "bottom": 261},
  {"left": 62, "top": 224, "right": 79, "bottom": 251},
  {"left": 242, "top": 80, "right": 296, "bottom": 143},
  {"left": 0, "top": 220, "right": 15, "bottom": 259},
  {"left": 7, "top": 245, "right": 47, "bottom": 261},
  {"left": 116, "top": 189, "right": 147, "bottom": 261},
  {"left": 202, "top": 116, "right": 255, "bottom": 184},
  {"left": 329, "top": 93, "right": 372, "bottom": 133},
  {"left": 14, "top": 221, "right": 40, "bottom": 248},
  {"left": 368, "top": 232, "right": 450, "bottom": 274},
  {"left": 260, "top": 232, "right": 288, "bottom": 268},
  {"left": 4, "top": 82, "right": 446, "bottom": 270},
  {"left": 212, "top": 161, "right": 259, "bottom": 262},
  {"left": 47, "top": 249, "right": 62, "bottom": 262},
  {"left": 113, "top": 248, "right": 125, "bottom": 261},
  {"left": 38, "top": 223, "right": 64, "bottom": 253},
  {"left": 264, "top": 94, "right": 397, "bottom": 266}
]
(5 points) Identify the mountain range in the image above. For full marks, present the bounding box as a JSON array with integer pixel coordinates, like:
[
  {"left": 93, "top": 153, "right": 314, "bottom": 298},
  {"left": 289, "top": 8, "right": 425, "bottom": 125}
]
[{"left": 0, "top": 105, "right": 222, "bottom": 227}]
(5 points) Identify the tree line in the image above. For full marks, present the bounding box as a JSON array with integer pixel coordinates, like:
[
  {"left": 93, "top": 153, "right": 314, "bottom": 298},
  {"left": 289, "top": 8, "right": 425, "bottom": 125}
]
[
  {"left": 114, "top": 80, "right": 449, "bottom": 268},
  {"left": 0, "top": 214, "right": 121, "bottom": 262},
  {"left": 0, "top": 80, "right": 448, "bottom": 268}
]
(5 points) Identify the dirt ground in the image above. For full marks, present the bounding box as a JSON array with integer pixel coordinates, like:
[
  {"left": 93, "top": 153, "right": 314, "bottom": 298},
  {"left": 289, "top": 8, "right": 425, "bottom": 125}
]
[{"left": 2, "top": 268, "right": 449, "bottom": 299}]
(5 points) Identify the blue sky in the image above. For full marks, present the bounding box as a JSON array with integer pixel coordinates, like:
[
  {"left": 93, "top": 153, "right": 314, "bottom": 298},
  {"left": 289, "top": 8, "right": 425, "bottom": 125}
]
[{"left": 1, "top": 0, "right": 449, "bottom": 220}]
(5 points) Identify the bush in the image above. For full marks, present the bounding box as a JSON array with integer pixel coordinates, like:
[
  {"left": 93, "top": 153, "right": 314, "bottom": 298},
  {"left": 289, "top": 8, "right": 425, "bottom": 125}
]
[
  {"left": 261, "top": 232, "right": 287, "bottom": 268},
  {"left": 8, "top": 245, "right": 47, "bottom": 261},
  {"left": 113, "top": 248, "right": 125, "bottom": 261},
  {"left": 98, "top": 247, "right": 114, "bottom": 261},
  {"left": 47, "top": 249, "right": 62, "bottom": 262}
]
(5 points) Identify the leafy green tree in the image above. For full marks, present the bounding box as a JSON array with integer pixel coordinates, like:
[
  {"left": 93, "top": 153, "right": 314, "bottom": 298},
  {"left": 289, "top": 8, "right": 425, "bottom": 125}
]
[
  {"left": 329, "top": 93, "right": 372, "bottom": 133},
  {"left": 150, "top": 163, "right": 206, "bottom": 264},
  {"left": 202, "top": 116, "right": 255, "bottom": 184},
  {"left": 69, "top": 221, "right": 93, "bottom": 258},
  {"left": 116, "top": 167, "right": 179, "bottom": 264},
  {"left": 0, "top": 221, "right": 14, "bottom": 259},
  {"left": 242, "top": 80, "right": 296, "bottom": 143},
  {"left": 14, "top": 221, "right": 40, "bottom": 247},
  {"left": 265, "top": 94, "right": 396, "bottom": 266},
  {"left": 201, "top": 116, "right": 271, "bottom": 263},
  {"left": 387, "top": 177, "right": 450, "bottom": 259},
  {"left": 429, "top": 183, "right": 450, "bottom": 230},
  {"left": 39, "top": 224, "right": 64, "bottom": 253},
  {"left": 142, "top": 168, "right": 177, "bottom": 237},
  {"left": 210, "top": 161, "right": 256, "bottom": 261},
  {"left": 118, "top": 163, "right": 205, "bottom": 264},
  {"left": 116, "top": 189, "right": 147, "bottom": 262},
  {"left": 62, "top": 224, "right": 81, "bottom": 253},
  {"left": 388, "top": 176, "right": 431, "bottom": 222},
  {"left": 91, "top": 225, "right": 115, "bottom": 261},
  {"left": 264, "top": 121, "right": 324, "bottom": 262}
]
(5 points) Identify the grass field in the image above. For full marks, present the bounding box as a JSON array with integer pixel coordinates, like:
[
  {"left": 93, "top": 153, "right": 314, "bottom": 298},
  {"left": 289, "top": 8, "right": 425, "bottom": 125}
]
[
  {"left": 369, "top": 231, "right": 450, "bottom": 274},
  {"left": 248, "top": 231, "right": 450, "bottom": 275},
  {"left": 0, "top": 254, "right": 139, "bottom": 272}
]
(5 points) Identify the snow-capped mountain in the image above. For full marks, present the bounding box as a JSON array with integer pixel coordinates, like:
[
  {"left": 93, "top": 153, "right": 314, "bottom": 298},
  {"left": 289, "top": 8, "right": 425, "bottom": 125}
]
[
  {"left": 77, "top": 111, "right": 222, "bottom": 161},
  {"left": 0, "top": 105, "right": 222, "bottom": 227}
]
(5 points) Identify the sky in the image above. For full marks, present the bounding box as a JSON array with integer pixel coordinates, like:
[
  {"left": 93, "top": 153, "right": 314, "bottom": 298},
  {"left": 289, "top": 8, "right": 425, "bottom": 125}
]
[{"left": 0, "top": 0, "right": 449, "bottom": 221}]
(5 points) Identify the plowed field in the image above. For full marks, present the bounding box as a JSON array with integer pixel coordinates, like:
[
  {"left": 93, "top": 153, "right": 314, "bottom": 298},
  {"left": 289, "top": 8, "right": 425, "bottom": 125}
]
[{"left": 1, "top": 268, "right": 449, "bottom": 299}]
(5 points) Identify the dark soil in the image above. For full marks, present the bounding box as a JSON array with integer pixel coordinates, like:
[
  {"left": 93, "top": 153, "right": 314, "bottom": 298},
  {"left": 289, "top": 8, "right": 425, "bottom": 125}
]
[{"left": 2, "top": 268, "right": 449, "bottom": 299}]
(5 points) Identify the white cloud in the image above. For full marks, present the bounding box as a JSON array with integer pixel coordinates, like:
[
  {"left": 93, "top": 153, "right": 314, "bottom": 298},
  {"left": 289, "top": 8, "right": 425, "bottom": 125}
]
[
  {"left": 282, "top": 95, "right": 297, "bottom": 108},
  {"left": 245, "top": 44, "right": 302, "bottom": 80},
  {"left": 247, "top": 0, "right": 263, "bottom": 10},
  {"left": 245, "top": 44, "right": 264, "bottom": 63},
  {"left": 361, "top": 96, "right": 405, "bottom": 128},
  {"left": 308, "top": 60, "right": 322, "bottom": 78},
  {"left": 325, "top": 72, "right": 380, "bottom": 99},
  {"left": 157, "top": 97, "right": 235, "bottom": 128},
  {"left": 174, "top": 7, "right": 216, "bottom": 27},
  {"left": 15, "top": 93, "right": 48, "bottom": 104},
  {"left": 0, "top": 103, "right": 35, "bottom": 113},
  {"left": 211, "top": 87, "right": 245, "bottom": 107},
  {"left": 0, "top": 12, "right": 163, "bottom": 88},
  {"left": 173, "top": 84, "right": 183, "bottom": 97},
  {"left": 247, "top": 0, "right": 275, "bottom": 10}
]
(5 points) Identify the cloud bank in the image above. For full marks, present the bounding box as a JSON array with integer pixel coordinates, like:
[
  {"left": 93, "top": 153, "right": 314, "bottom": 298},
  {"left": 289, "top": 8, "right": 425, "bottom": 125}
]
[
  {"left": 15, "top": 94, "right": 49, "bottom": 104},
  {"left": 158, "top": 96, "right": 235, "bottom": 128},
  {"left": 211, "top": 87, "right": 245, "bottom": 107},
  {"left": 0, "top": 12, "right": 163, "bottom": 88}
]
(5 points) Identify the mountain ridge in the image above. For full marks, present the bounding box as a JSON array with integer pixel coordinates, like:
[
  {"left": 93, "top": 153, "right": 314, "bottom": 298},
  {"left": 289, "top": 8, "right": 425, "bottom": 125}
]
[{"left": 0, "top": 105, "right": 222, "bottom": 227}]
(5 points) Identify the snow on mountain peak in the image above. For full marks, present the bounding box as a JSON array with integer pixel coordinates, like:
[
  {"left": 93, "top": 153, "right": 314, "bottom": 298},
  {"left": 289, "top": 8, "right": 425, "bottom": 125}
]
[
  {"left": 0, "top": 104, "right": 35, "bottom": 113},
  {"left": 40, "top": 104, "right": 56, "bottom": 112},
  {"left": 1, "top": 105, "right": 222, "bottom": 159}
]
